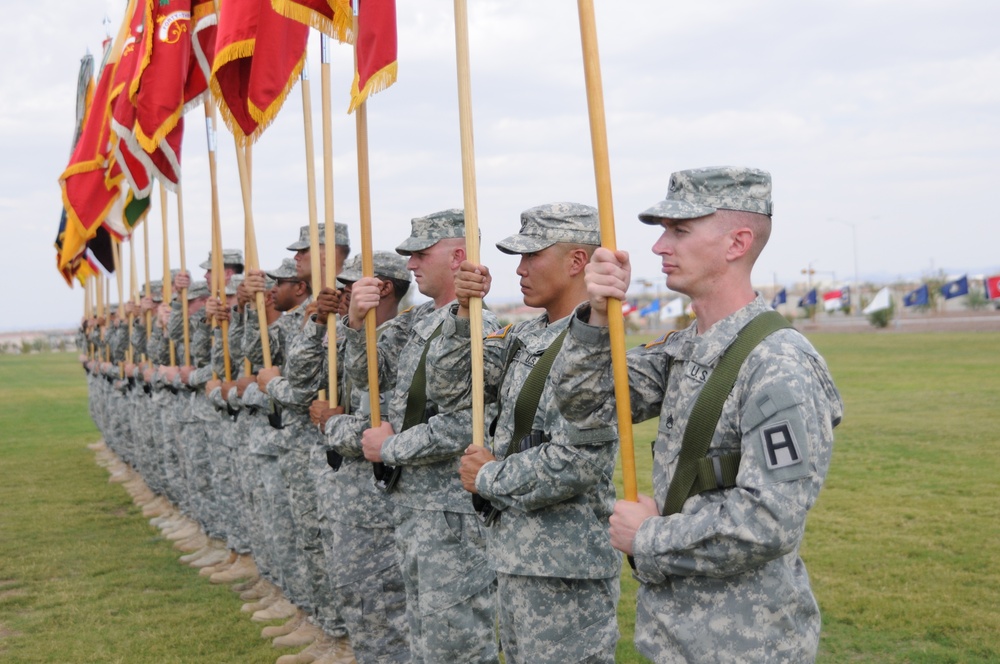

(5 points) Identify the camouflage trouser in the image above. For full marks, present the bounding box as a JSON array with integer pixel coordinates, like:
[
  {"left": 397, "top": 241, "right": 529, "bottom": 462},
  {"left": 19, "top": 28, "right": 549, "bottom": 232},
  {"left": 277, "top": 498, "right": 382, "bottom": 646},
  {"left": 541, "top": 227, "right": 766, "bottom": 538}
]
[
  {"left": 258, "top": 451, "right": 298, "bottom": 600},
  {"left": 177, "top": 416, "right": 218, "bottom": 536},
  {"left": 277, "top": 443, "right": 343, "bottom": 637},
  {"left": 160, "top": 396, "right": 189, "bottom": 511},
  {"left": 327, "top": 516, "right": 410, "bottom": 664},
  {"left": 239, "top": 412, "right": 277, "bottom": 581},
  {"left": 394, "top": 507, "right": 497, "bottom": 664},
  {"left": 496, "top": 573, "right": 619, "bottom": 664},
  {"left": 217, "top": 415, "right": 251, "bottom": 554}
]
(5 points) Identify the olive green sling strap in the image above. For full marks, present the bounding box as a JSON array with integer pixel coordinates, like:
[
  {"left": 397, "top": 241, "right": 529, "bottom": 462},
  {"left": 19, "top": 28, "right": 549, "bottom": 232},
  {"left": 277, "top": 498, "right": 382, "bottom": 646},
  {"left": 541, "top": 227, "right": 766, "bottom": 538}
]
[
  {"left": 503, "top": 328, "right": 568, "bottom": 458},
  {"left": 661, "top": 310, "right": 791, "bottom": 516}
]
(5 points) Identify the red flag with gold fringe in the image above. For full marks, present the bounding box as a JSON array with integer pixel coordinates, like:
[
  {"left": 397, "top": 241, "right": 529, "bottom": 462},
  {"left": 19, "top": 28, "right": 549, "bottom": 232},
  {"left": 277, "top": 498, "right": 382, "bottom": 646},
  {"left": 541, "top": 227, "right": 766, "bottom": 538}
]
[
  {"left": 347, "top": 0, "right": 396, "bottom": 113},
  {"left": 211, "top": 0, "right": 308, "bottom": 144},
  {"left": 270, "top": 0, "right": 353, "bottom": 42}
]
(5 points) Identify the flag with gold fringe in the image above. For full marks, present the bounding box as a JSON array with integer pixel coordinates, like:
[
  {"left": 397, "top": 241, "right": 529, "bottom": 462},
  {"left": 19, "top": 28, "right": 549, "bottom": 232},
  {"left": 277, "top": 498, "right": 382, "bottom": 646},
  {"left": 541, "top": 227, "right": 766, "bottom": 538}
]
[
  {"left": 270, "top": 0, "right": 353, "bottom": 43},
  {"left": 211, "top": 0, "right": 309, "bottom": 144},
  {"left": 347, "top": 0, "right": 397, "bottom": 113}
]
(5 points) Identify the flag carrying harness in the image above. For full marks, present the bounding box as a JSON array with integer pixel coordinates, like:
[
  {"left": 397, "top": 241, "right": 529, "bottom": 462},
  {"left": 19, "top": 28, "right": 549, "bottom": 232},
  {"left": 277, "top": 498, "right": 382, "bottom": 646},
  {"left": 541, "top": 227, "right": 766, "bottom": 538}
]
[{"left": 662, "top": 310, "right": 791, "bottom": 516}]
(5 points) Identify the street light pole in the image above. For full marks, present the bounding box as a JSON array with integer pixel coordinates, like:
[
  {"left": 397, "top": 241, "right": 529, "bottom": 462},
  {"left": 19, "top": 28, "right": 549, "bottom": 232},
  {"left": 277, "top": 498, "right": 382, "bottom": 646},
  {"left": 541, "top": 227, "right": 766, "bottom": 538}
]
[{"left": 829, "top": 218, "right": 859, "bottom": 315}]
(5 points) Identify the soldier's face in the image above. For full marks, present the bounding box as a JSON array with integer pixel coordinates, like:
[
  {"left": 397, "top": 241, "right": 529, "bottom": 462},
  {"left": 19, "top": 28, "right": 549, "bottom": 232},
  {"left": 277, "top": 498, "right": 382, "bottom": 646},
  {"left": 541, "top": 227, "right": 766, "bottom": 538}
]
[
  {"left": 294, "top": 249, "right": 310, "bottom": 280},
  {"left": 652, "top": 215, "right": 728, "bottom": 296},
  {"left": 515, "top": 245, "right": 568, "bottom": 311},
  {"left": 406, "top": 241, "right": 455, "bottom": 299}
]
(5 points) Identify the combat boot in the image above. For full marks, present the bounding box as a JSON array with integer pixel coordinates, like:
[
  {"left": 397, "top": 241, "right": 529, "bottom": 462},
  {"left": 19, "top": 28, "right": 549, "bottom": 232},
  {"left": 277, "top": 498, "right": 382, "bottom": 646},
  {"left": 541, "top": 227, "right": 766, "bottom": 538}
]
[
  {"left": 211, "top": 555, "right": 258, "bottom": 584},
  {"left": 261, "top": 612, "right": 305, "bottom": 639},
  {"left": 199, "top": 551, "right": 238, "bottom": 576},
  {"left": 271, "top": 620, "right": 323, "bottom": 648},
  {"left": 165, "top": 521, "right": 201, "bottom": 541},
  {"left": 232, "top": 575, "right": 262, "bottom": 593},
  {"left": 253, "top": 598, "right": 298, "bottom": 622},
  {"left": 142, "top": 497, "right": 172, "bottom": 518},
  {"left": 314, "top": 636, "right": 356, "bottom": 664},
  {"left": 274, "top": 637, "right": 329, "bottom": 664},
  {"left": 189, "top": 545, "right": 228, "bottom": 568},
  {"left": 175, "top": 532, "right": 209, "bottom": 553},
  {"left": 242, "top": 587, "right": 281, "bottom": 613},
  {"left": 179, "top": 544, "right": 217, "bottom": 564}
]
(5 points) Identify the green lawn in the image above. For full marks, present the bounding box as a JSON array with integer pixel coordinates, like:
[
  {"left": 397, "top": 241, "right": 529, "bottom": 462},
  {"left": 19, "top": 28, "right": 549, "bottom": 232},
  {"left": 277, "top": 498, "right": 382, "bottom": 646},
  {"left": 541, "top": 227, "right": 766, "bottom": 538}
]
[{"left": 2, "top": 335, "right": 999, "bottom": 663}]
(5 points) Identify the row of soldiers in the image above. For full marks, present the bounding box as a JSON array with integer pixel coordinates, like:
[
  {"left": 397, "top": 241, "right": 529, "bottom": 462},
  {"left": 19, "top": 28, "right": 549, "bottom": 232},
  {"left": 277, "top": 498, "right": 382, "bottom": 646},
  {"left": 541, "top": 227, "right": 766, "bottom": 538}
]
[
  {"left": 83, "top": 166, "right": 841, "bottom": 664},
  {"left": 81, "top": 202, "right": 622, "bottom": 664}
]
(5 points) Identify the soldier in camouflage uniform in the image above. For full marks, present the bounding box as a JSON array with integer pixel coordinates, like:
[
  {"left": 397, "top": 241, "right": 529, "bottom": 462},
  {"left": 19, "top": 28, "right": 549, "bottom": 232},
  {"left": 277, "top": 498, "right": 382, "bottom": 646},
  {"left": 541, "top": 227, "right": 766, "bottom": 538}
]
[
  {"left": 347, "top": 210, "right": 499, "bottom": 664},
  {"left": 428, "top": 203, "right": 621, "bottom": 663},
  {"left": 310, "top": 251, "right": 413, "bottom": 663},
  {"left": 549, "top": 167, "right": 843, "bottom": 663}
]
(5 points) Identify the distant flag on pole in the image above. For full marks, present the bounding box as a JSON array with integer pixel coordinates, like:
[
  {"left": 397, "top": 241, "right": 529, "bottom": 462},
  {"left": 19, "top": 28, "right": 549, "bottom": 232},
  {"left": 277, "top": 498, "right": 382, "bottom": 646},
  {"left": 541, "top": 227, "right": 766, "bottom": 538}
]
[
  {"left": 940, "top": 275, "right": 969, "bottom": 299},
  {"left": 822, "top": 289, "right": 843, "bottom": 312},
  {"left": 985, "top": 275, "right": 1000, "bottom": 300},
  {"left": 771, "top": 287, "right": 786, "bottom": 309},
  {"left": 863, "top": 287, "right": 892, "bottom": 315},
  {"left": 639, "top": 299, "right": 660, "bottom": 317},
  {"left": 211, "top": 0, "right": 309, "bottom": 144},
  {"left": 347, "top": 0, "right": 397, "bottom": 113},
  {"left": 903, "top": 284, "right": 929, "bottom": 307},
  {"left": 621, "top": 299, "right": 637, "bottom": 316},
  {"left": 661, "top": 298, "right": 685, "bottom": 320},
  {"left": 840, "top": 286, "right": 851, "bottom": 309},
  {"left": 798, "top": 288, "right": 817, "bottom": 308}
]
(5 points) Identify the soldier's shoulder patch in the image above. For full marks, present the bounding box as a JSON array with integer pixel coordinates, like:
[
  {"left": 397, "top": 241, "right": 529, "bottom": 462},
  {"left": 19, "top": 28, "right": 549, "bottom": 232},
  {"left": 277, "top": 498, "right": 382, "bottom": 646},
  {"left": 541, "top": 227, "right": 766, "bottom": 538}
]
[
  {"left": 486, "top": 323, "right": 514, "bottom": 340},
  {"left": 644, "top": 330, "right": 677, "bottom": 348},
  {"left": 760, "top": 420, "right": 803, "bottom": 470}
]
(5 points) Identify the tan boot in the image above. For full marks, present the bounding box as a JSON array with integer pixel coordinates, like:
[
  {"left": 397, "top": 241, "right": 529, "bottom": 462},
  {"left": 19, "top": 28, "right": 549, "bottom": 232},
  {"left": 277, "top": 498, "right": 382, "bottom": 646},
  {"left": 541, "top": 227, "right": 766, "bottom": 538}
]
[
  {"left": 175, "top": 532, "right": 209, "bottom": 553},
  {"left": 238, "top": 577, "right": 272, "bottom": 598},
  {"left": 261, "top": 612, "right": 305, "bottom": 639},
  {"left": 211, "top": 555, "right": 258, "bottom": 584},
  {"left": 142, "top": 497, "right": 172, "bottom": 518},
  {"left": 242, "top": 588, "right": 281, "bottom": 614},
  {"left": 275, "top": 637, "right": 331, "bottom": 664},
  {"left": 253, "top": 598, "right": 298, "bottom": 622},
  {"left": 314, "top": 636, "right": 356, "bottom": 664},
  {"left": 199, "top": 551, "right": 238, "bottom": 577},
  {"left": 165, "top": 522, "right": 201, "bottom": 541},
  {"left": 271, "top": 620, "right": 323, "bottom": 648},
  {"left": 189, "top": 546, "right": 228, "bottom": 569},
  {"left": 179, "top": 544, "right": 216, "bottom": 564}
]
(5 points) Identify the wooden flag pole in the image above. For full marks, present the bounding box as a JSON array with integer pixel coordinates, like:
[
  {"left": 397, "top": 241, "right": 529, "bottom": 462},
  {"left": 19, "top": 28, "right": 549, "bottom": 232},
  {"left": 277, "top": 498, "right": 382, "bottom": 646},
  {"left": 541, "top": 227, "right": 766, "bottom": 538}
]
[
  {"left": 143, "top": 204, "right": 152, "bottom": 345},
  {"left": 112, "top": 236, "right": 125, "bottom": 377},
  {"left": 577, "top": 0, "right": 638, "bottom": 501},
  {"left": 129, "top": 234, "right": 139, "bottom": 364},
  {"left": 234, "top": 138, "right": 272, "bottom": 370},
  {"left": 204, "top": 98, "right": 232, "bottom": 381},
  {"left": 160, "top": 183, "right": 177, "bottom": 366},
  {"left": 355, "top": 99, "right": 380, "bottom": 425},
  {"left": 321, "top": 33, "right": 339, "bottom": 408},
  {"left": 176, "top": 185, "right": 191, "bottom": 366},
  {"left": 299, "top": 61, "right": 323, "bottom": 300},
  {"left": 452, "top": 0, "right": 486, "bottom": 447}
]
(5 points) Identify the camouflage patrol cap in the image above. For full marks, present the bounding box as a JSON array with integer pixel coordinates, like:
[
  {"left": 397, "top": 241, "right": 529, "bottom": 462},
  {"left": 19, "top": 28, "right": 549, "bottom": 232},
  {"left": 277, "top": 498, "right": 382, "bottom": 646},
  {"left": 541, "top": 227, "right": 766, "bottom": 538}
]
[
  {"left": 337, "top": 251, "right": 411, "bottom": 284},
  {"left": 286, "top": 223, "right": 350, "bottom": 251},
  {"left": 497, "top": 202, "right": 601, "bottom": 255},
  {"left": 395, "top": 209, "right": 466, "bottom": 255},
  {"left": 198, "top": 248, "right": 245, "bottom": 270},
  {"left": 186, "top": 281, "right": 210, "bottom": 300},
  {"left": 145, "top": 280, "right": 164, "bottom": 303},
  {"left": 638, "top": 166, "right": 773, "bottom": 224},
  {"left": 265, "top": 258, "right": 300, "bottom": 280}
]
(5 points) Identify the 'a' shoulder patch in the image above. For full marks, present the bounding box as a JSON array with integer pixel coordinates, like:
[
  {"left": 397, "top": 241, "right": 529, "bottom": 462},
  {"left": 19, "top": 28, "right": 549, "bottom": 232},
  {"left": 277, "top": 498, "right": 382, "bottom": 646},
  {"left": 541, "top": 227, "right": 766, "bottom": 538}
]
[
  {"left": 486, "top": 323, "right": 513, "bottom": 340},
  {"left": 760, "top": 420, "right": 803, "bottom": 470},
  {"left": 645, "top": 330, "right": 677, "bottom": 348}
]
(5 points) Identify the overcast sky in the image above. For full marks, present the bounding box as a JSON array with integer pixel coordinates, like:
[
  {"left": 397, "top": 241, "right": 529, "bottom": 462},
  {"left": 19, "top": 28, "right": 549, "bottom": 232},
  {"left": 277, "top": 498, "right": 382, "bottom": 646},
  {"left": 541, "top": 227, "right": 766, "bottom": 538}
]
[{"left": 2, "top": 0, "right": 998, "bottom": 330}]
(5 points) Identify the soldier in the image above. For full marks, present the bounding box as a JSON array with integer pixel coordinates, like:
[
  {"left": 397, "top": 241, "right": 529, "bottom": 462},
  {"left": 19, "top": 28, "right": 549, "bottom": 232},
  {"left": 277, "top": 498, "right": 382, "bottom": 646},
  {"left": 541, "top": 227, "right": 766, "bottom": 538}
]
[
  {"left": 430, "top": 203, "right": 621, "bottom": 663},
  {"left": 347, "top": 210, "right": 499, "bottom": 663},
  {"left": 310, "top": 251, "right": 413, "bottom": 663},
  {"left": 550, "top": 167, "right": 843, "bottom": 662}
]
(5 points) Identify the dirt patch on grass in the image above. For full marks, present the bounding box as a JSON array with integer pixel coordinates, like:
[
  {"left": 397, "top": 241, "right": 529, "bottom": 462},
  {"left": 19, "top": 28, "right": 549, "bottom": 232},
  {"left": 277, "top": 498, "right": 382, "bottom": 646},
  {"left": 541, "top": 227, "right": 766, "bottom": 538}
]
[
  {"left": 0, "top": 622, "right": 21, "bottom": 639},
  {"left": 0, "top": 588, "right": 26, "bottom": 601}
]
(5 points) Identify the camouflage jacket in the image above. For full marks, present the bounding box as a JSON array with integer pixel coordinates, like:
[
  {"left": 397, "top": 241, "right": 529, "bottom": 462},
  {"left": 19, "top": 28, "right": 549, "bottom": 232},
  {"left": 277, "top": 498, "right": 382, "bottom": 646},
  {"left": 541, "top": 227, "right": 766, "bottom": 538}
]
[
  {"left": 551, "top": 295, "right": 843, "bottom": 662},
  {"left": 344, "top": 301, "right": 499, "bottom": 513},
  {"left": 428, "top": 309, "right": 620, "bottom": 579}
]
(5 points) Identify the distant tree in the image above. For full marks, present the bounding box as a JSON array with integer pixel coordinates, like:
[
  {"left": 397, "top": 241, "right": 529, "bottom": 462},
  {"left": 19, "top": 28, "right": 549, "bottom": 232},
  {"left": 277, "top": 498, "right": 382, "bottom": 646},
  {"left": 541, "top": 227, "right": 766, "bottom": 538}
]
[
  {"left": 965, "top": 289, "right": 989, "bottom": 311},
  {"left": 867, "top": 301, "right": 895, "bottom": 329}
]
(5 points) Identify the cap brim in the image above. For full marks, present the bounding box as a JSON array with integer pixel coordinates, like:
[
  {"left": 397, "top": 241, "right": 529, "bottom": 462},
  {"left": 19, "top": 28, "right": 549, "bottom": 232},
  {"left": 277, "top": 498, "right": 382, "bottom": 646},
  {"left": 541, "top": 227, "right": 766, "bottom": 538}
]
[
  {"left": 336, "top": 270, "right": 361, "bottom": 284},
  {"left": 638, "top": 200, "right": 717, "bottom": 224},
  {"left": 395, "top": 237, "right": 438, "bottom": 256},
  {"left": 495, "top": 234, "right": 556, "bottom": 255},
  {"left": 198, "top": 259, "right": 211, "bottom": 270}
]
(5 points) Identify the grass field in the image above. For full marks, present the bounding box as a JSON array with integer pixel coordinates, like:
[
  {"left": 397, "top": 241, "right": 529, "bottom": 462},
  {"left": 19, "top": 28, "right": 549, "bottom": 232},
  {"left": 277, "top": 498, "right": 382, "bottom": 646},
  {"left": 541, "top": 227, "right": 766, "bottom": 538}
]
[{"left": 1, "top": 334, "right": 999, "bottom": 663}]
